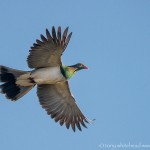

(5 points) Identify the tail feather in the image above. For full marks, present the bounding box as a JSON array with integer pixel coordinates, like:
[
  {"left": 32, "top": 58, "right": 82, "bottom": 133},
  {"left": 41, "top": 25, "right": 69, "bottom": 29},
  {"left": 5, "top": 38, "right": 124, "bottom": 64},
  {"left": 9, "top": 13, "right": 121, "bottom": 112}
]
[
  {"left": 1, "top": 81, "right": 20, "bottom": 99},
  {"left": 0, "top": 65, "right": 34, "bottom": 101}
]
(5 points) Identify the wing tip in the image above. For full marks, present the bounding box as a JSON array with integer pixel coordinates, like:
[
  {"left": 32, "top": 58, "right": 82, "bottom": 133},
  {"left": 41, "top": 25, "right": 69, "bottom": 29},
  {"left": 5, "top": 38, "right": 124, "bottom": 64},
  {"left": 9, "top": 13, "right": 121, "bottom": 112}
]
[{"left": 40, "top": 34, "right": 47, "bottom": 42}]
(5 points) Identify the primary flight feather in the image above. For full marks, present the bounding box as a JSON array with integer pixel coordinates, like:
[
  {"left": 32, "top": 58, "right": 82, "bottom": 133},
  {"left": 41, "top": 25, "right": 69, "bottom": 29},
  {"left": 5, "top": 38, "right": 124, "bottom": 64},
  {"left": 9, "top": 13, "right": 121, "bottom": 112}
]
[{"left": 0, "top": 26, "right": 91, "bottom": 132}]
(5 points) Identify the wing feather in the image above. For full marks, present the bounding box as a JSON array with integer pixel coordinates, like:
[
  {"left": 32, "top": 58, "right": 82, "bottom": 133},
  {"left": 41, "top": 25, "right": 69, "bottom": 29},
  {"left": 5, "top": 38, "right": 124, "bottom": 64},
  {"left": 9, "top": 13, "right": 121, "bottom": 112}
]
[
  {"left": 37, "top": 82, "right": 90, "bottom": 132},
  {"left": 57, "top": 26, "right": 61, "bottom": 44},
  {"left": 27, "top": 26, "right": 72, "bottom": 68},
  {"left": 62, "top": 27, "right": 69, "bottom": 45},
  {"left": 64, "top": 32, "right": 72, "bottom": 50},
  {"left": 52, "top": 26, "right": 57, "bottom": 43},
  {"left": 40, "top": 34, "right": 47, "bottom": 42},
  {"left": 46, "top": 28, "right": 53, "bottom": 41}
]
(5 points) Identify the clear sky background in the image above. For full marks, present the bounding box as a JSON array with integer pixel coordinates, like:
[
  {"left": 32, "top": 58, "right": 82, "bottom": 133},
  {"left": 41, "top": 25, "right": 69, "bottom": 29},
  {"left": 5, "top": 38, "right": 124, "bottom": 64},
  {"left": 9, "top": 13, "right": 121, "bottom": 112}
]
[{"left": 0, "top": 0, "right": 150, "bottom": 150}]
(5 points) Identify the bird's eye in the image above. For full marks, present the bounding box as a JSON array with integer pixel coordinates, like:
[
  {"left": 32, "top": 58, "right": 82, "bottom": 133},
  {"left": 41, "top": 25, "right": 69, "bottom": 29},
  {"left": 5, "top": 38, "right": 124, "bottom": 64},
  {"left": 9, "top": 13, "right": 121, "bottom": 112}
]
[{"left": 80, "top": 64, "right": 83, "bottom": 67}]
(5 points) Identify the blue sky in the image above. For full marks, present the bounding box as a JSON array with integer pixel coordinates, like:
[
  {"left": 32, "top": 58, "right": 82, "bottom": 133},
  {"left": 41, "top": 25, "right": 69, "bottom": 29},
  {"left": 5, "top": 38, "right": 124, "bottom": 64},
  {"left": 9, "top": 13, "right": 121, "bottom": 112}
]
[{"left": 0, "top": 0, "right": 150, "bottom": 150}]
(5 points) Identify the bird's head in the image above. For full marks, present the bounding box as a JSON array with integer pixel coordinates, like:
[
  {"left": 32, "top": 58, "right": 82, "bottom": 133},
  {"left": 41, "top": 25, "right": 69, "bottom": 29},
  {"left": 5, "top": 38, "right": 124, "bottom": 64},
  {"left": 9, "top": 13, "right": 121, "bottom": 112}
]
[
  {"left": 61, "top": 63, "right": 88, "bottom": 80},
  {"left": 69, "top": 63, "right": 88, "bottom": 71}
]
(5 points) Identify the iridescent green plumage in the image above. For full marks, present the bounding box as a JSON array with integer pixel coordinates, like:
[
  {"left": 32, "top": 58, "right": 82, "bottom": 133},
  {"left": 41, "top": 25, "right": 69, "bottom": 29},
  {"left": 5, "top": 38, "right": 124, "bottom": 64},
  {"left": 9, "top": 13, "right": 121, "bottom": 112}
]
[
  {"left": 60, "top": 65, "right": 77, "bottom": 79},
  {"left": 61, "top": 63, "right": 88, "bottom": 80}
]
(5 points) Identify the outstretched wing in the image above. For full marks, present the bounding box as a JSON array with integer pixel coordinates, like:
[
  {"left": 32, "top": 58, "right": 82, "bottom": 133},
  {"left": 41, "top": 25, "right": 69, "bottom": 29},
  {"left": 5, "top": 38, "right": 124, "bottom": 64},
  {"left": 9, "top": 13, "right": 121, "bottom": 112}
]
[
  {"left": 37, "top": 82, "right": 90, "bottom": 132},
  {"left": 27, "top": 26, "right": 72, "bottom": 68}
]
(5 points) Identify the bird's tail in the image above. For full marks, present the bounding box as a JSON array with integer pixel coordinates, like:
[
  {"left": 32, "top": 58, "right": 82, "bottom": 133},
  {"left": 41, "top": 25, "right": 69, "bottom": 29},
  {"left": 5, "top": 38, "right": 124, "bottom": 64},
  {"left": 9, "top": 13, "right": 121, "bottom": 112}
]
[{"left": 0, "top": 65, "right": 34, "bottom": 101}]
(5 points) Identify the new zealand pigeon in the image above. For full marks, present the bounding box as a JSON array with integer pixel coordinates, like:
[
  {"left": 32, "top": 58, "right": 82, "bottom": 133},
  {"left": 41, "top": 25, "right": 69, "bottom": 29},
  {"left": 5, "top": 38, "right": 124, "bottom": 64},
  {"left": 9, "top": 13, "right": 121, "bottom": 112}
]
[{"left": 0, "top": 26, "right": 92, "bottom": 131}]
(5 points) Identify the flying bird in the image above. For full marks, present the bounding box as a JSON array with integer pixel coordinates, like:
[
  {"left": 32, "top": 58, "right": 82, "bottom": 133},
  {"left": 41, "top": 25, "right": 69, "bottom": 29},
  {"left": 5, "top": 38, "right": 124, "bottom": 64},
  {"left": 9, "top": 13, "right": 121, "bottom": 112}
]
[{"left": 0, "top": 26, "right": 92, "bottom": 132}]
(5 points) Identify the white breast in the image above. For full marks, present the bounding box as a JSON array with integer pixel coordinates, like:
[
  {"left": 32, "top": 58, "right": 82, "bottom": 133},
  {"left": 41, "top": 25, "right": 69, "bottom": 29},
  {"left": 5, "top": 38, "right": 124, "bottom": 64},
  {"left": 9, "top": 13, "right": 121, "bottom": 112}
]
[{"left": 30, "top": 67, "right": 66, "bottom": 84}]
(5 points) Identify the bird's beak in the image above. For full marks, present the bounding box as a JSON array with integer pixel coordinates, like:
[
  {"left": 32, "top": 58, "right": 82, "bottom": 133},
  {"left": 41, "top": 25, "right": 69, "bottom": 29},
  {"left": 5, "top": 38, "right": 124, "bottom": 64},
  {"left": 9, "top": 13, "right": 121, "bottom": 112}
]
[{"left": 84, "top": 65, "right": 88, "bottom": 69}]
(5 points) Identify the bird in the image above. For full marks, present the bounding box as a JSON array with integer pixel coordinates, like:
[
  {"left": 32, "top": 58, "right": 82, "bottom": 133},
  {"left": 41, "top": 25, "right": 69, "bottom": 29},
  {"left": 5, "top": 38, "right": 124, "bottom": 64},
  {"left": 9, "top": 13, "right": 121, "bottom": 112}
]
[{"left": 0, "top": 26, "right": 92, "bottom": 132}]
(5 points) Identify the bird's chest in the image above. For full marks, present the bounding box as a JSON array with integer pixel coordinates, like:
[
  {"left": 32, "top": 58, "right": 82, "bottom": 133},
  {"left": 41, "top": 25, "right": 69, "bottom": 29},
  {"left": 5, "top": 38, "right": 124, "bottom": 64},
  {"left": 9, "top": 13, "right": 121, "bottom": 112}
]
[{"left": 30, "top": 67, "right": 66, "bottom": 84}]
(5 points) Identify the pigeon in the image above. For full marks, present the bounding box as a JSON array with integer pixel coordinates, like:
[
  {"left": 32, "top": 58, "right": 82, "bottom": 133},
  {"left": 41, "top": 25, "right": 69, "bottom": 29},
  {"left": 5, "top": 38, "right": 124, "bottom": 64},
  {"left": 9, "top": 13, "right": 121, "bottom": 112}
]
[{"left": 0, "top": 26, "right": 92, "bottom": 132}]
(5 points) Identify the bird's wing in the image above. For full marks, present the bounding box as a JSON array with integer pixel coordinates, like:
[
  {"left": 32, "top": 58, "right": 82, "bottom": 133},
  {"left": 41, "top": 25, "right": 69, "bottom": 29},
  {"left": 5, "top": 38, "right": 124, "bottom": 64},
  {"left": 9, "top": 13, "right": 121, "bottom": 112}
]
[
  {"left": 27, "top": 26, "right": 72, "bottom": 68},
  {"left": 37, "top": 82, "right": 90, "bottom": 131}
]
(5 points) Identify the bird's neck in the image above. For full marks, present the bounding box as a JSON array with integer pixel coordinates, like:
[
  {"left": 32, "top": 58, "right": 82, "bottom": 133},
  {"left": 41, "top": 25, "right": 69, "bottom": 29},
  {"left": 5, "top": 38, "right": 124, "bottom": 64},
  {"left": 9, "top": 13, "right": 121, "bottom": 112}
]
[{"left": 60, "top": 65, "right": 77, "bottom": 80}]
